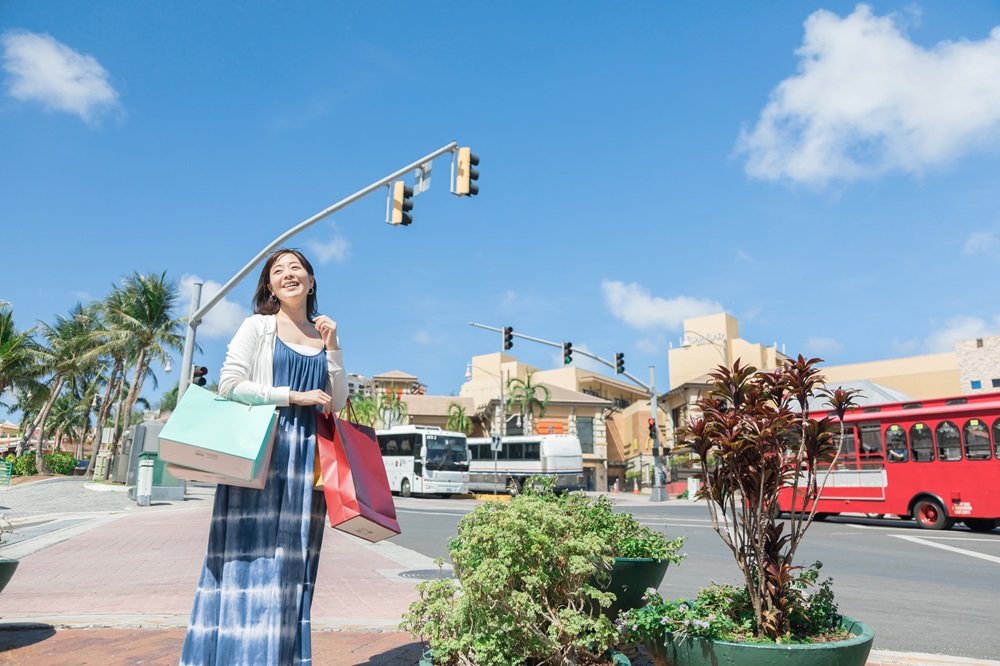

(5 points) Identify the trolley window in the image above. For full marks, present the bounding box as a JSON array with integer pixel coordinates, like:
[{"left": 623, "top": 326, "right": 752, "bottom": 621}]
[
  {"left": 995, "top": 418, "right": 1000, "bottom": 459},
  {"left": 836, "top": 425, "right": 857, "bottom": 457},
  {"left": 910, "top": 423, "right": 934, "bottom": 462},
  {"left": 885, "top": 425, "right": 908, "bottom": 462},
  {"left": 859, "top": 423, "right": 883, "bottom": 457},
  {"left": 935, "top": 421, "right": 962, "bottom": 461},
  {"left": 964, "top": 419, "right": 992, "bottom": 460}
]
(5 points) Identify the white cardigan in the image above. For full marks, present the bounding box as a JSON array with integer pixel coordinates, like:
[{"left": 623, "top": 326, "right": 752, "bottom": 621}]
[{"left": 218, "top": 314, "right": 348, "bottom": 411}]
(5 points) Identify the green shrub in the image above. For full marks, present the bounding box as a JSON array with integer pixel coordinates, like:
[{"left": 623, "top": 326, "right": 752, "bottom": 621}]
[
  {"left": 44, "top": 452, "right": 77, "bottom": 475},
  {"left": 5, "top": 453, "right": 37, "bottom": 476}
]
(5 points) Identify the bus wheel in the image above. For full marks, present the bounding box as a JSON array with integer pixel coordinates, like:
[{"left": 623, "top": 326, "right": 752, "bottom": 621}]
[
  {"left": 914, "top": 499, "right": 951, "bottom": 530},
  {"left": 506, "top": 478, "right": 520, "bottom": 497},
  {"left": 400, "top": 479, "right": 411, "bottom": 498},
  {"left": 963, "top": 518, "right": 999, "bottom": 533}
]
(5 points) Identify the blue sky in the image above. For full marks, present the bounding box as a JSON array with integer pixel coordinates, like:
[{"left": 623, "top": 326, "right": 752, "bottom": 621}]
[{"left": 3, "top": 1, "right": 1000, "bottom": 415}]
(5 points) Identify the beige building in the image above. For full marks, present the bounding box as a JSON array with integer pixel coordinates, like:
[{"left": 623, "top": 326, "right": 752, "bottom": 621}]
[
  {"left": 956, "top": 336, "right": 1000, "bottom": 395},
  {"left": 459, "top": 353, "right": 620, "bottom": 491}
]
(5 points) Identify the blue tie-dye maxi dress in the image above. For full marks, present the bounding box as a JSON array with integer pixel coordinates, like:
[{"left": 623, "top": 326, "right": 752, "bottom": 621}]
[{"left": 181, "top": 338, "right": 328, "bottom": 666}]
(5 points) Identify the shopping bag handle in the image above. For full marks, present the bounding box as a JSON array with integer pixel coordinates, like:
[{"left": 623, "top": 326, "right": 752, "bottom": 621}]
[{"left": 344, "top": 397, "right": 359, "bottom": 423}]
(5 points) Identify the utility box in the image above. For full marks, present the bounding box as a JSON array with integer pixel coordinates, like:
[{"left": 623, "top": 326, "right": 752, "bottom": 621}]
[
  {"left": 94, "top": 452, "right": 109, "bottom": 479},
  {"left": 126, "top": 420, "right": 185, "bottom": 502}
]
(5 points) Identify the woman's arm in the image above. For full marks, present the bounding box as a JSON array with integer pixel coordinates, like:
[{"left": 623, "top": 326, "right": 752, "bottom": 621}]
[
  {"left": 326, "top": 345, "right": 348, "bottom": 412},
  {"left": 218, "top": 317, "right": 291, "bottom": 406}
]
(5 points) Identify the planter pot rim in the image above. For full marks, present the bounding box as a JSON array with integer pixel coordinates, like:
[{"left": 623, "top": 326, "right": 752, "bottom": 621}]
[
  {"left": 613, "top": 557, "right": 667, "bottom": 563},
  {"left": 663, "top": 615, "right": 873, "bottom": 651}
]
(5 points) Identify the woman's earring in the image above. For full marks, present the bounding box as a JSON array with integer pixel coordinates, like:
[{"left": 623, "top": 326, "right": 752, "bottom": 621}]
[
  {"left": 308, "top": 287, "right": 314, "bottom": 295},
  {"left": 270, "top": 292, "right": 278, "bottom": 302}
]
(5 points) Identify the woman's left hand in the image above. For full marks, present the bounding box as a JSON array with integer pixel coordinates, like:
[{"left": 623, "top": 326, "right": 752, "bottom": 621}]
[{"left": 314, "top": 315, "right": 339, "bottom": 350}]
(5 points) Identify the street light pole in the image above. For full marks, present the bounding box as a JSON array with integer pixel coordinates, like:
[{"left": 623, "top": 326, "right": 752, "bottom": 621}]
[
  {"left": 176, "top": 141, "right": 462, "bottom": 399},
  {"left": 683, "top": 329, "right": 730, "bottom": 368}
]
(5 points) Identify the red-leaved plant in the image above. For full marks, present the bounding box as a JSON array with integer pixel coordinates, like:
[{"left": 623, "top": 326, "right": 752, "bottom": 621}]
[{"left": 674, "top": 356, "right": 859, "bottom": 640}]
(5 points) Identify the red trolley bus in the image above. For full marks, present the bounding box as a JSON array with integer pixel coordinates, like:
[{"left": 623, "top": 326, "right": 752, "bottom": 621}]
[{"left": 778, "top": 391, "right": 1000, "bottom": 531}]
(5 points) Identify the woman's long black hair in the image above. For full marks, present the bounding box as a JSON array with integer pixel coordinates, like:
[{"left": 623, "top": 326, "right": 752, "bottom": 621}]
[{"left": 251, "top": 248, "right": 318, "bottom": 320}]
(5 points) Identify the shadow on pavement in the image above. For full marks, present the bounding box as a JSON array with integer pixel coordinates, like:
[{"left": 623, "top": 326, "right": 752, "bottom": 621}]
[
  {"left": 0, "top": 623, "right": 56, "bottom": 651},
  {"left": 356, "top": 642, "right": 426, "bottom": 665}
]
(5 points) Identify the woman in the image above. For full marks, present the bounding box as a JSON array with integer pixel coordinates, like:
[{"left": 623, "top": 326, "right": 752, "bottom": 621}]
[{"left": 181, "top": 248, "right": 348, "bottom": 666}]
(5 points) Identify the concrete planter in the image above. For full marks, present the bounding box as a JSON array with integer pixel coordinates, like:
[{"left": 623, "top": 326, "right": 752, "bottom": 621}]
[
  {"left": 0, "top": 559, "right": 18, "bottom": 594},
  {"left": 647, "top": 615, "right": 874, "bottom": 666}
]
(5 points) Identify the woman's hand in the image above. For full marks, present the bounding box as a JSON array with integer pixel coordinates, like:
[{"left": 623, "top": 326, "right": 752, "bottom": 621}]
[
  {"left": 313, "top": 315, "right": 339, "bottom": 350},
  {"left": 289, "top": 389, "right": 333, "bottom": 411}
]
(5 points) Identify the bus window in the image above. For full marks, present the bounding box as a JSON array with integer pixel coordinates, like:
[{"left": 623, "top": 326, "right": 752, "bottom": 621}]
[
  {"left": 507, "top": 443, "right": 524, "bottom": 460},
  {"left": 524, "top": 441, "right": 541, "bottom": 461},
  {"left": 859, "top": 423, "right": 883, "bottom": 457},
  {"left": 885, "top": 425, "right": 908, "bottom": 462},
  {"left": 910, "top": 423, "right": 934, "bottom": 462},
  {"left": 399, "top": 435, "right": 414, "bottom": 456},
  {"left": 386, "top": 439, "right": 399, "bottom": 455},
  {"left": 836, "top": 425, "right": 857, "bottom": 457},
  {"left": 963, "top": 419, "right": 992, "bottom": 460},
  {"left": 935, "top": 421, "right": 962, "bottom": 461},
  {"left": 994, "top": 418, "right": 1000, "bottom": 459}
]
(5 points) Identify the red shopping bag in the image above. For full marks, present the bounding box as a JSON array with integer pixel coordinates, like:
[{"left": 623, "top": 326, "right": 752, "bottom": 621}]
[{"left": 316, "top": 406, "right": 401, "bottom": 543}]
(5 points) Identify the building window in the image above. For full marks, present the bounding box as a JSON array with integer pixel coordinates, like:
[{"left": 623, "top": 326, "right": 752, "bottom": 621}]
[
  {"left": 977, "top": 338, "right": 984, "bottom": 348},
  {"left": 971, "top": 380, "right": 982, "bottom": 390},
  {"left": 577, "top": 417, "right": 594, "bottom": 454},
  {"left": 993, "top": 379, "right": 1000, "bottom": 388}
]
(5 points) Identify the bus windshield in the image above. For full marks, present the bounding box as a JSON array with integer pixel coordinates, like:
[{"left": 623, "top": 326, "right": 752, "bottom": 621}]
[{"left": 424, "top": 435, "right": 469, "bottom": 471}]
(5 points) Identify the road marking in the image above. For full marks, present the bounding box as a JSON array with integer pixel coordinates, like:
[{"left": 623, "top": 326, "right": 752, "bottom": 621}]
[
  {"left": 395, "top": 508, "right": 469, "bottom": 517},
  {"left": 890, "top": 534, "right": 1000, "bottom": 564},
  {"left": 896, "top": 535, "right": 1000, "bottom": 543}
]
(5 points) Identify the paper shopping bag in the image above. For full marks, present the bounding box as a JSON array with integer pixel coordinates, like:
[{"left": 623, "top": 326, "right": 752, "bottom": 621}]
[
  {"left": 158, "top": 384, "right": 277, "bottom": 485},
  {"left": 316, "top": 409, "right": 400, "bottom": 543}
]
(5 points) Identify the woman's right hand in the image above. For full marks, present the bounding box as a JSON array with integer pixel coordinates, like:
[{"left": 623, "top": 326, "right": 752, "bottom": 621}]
[{"left": 289, "top": 389, "right": 333, "bottom": 411}]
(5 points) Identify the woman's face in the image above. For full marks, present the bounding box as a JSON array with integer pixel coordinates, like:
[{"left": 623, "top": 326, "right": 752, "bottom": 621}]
[{"left": 268, "top": 252, "right": 314, "bottom": 305}]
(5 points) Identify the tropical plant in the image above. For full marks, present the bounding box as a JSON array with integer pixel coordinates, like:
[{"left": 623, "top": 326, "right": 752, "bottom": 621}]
[
  {"left": 378, "top": 389, "right": 408, "bottom": 428},
  {"left": 445, "top": 402, "right": 473, "bottom": 435},
  {"left": 98, "top": 272, "right": 183, "bottom": 477},
  {"left": 505, "top": 371, "right": 550, "bottom": 435},
  {"left": 667, "top": 356, "right": 859, "bottom": 641},
  {"left": 342, "top": 393, "right": 378, "bottom": 427},
  {"left": 19, "top": 304, "right": 101, "bottom": 475},
  {"left": 0, "top": 307, "right": 41, "bottom": 406},
  {"left": 401, "top": 480, "right": 684, "bottom": 665}
]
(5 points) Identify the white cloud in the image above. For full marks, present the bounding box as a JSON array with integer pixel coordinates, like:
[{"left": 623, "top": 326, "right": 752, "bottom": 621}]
[
  {"left": 924, "top": 315, "right": 1000, "bottom": 353},
  {"left": 1, "top": 30, "right": 120, "bottom": 124},
  {"left": 635, "top": 337, "right": 663, "bottom": 355},
  {"left": 601, "top": 280, "right": 723, "bottom": 330},
  {"left": 413, "top": 330, "right": 445, "bottom": 345},
  {"left": 803, "top": 336, "right": 843, "bottom": 355},
  {"left": 306, "top": 234, "right": 350, "bottom": 265},
  {"left": 964, "top": 231, "right": 999, "bottom": 255},
  {"left": 179, "top": 275, "right": 248, "bottom": 340},
  {"left": 737, "top": 5, "right": 1000, "bottom": 186}
]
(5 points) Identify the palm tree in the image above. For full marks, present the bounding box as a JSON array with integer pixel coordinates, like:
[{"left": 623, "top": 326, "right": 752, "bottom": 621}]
[
  {"left": 446, "top": 402, "right": 474, "bottom": 435},
  {"left": 100, "top": 272, "right": 183, "bottom": 477},
  {"left": 505, "top": 371, "right": 550, "bottom": 436},
  {"left": 0, "top": 307, "right": 42, "bottom": 407},
  {"left": 341, "top": 393, "right": 378, "bottom": 427},
  {"left": 378, "top": 390, "right": 409, "bottom": 428},
  {"left": 21, "top": 304, "right": 99, "bottom": 474}
]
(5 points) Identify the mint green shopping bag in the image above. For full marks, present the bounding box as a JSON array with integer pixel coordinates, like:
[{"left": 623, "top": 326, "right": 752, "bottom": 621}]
[{"left": 158, "top": 384, "right": 277, "bottom": 483}]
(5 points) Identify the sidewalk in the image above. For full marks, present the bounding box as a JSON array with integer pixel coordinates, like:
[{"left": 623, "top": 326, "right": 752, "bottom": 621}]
[{"left": 0, "top": 478, "right": 993, "bottom": 665}]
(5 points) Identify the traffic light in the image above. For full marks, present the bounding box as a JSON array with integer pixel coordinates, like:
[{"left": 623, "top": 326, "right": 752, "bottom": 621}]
[
  {"left": 562, "top": 342, "right": 573, "bottom": 365},
  {"left": 614, "top": 352, "right": 625, "bottom": 374},
  {"left": 390, "top": 180, "right": 414, "bottom": 226},
  {"left": 456, "top": 147, "right": 480, "bottom": 196},
  {"left": 192, "top": 365, "right": 208, "bottom": 387},
  {"left": 648, "top": 417, "right": 657, "bottom": 442},
  {"left": 503, "top": 326, "right": 514, "bottom": 350}
]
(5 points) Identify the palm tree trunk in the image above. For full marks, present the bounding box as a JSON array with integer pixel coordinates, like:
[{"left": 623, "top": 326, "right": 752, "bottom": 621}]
[
  {"left": 107, "top": 351, "right": 148, "bottom": 481},
  {"left": 101, "top": 365, "right": 129, "bottom": 481},
  {"left": 33, "top": 377, "right": 64, "bottom": 475},
  {"left": 86, "top": 361, "right": 121, "bottom": 478}
]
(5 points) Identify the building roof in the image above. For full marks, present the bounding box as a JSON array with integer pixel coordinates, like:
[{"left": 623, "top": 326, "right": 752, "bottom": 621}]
[
  {"left": 372, "top": 370, "right": 419, "bottom": 381},
  {"left": 537, "top": 383, "right": 612, "bottom": 407},
  {"left": 805, "top": 380, "right": 913, "bottom": 411}
]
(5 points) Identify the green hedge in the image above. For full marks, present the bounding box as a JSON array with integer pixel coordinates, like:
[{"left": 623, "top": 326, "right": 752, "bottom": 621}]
[
  {"left": 44, "top": 452, "right": 78, "bottom": 475},
  {"left": 2, "top": 452, "right": 78, "bottom": 476}
]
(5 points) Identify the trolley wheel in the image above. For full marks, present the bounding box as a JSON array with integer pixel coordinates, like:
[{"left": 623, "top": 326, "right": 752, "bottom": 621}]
[
  {"left": 963, "top": 518, "right": 999, "bottom": 533},
  {"left": 812, "top": 513, "right": 829, "bottom": 522},
  {"left": 914, "top": 498, "right": 952, "bottom": 530},
  {"left": 400, "top": 478, "right": 411, "bottom": 498},
  {"left": 506, "top": 477, "right": 521, "bottom": 497},
  {"left": 866, "top": 513, "right": 886, "bottom": 519}
]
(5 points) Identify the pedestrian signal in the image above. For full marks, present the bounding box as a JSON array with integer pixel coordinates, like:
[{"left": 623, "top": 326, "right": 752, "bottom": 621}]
[{"left": 192, "top": 365, "right": 208, "bottom": 387}]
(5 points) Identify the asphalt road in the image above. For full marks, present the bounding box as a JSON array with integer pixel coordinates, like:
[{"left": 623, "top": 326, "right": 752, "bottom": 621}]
[{"left": 390, "top": 496, "right": 1000, "bottom": 661}]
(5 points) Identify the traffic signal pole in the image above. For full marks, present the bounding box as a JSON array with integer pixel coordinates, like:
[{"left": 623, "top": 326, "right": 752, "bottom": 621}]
[
  {"left": 469, "top": 322, "right": 668, "bottom": 501},
  {"left": 177, "top": 141, "right": 461, "bottom": 400}
]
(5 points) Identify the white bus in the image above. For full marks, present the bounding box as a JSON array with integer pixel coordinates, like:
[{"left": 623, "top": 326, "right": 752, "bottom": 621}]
[
  {"left": 375, "top": 425, "right": 470, "bottom": 497},
  {"left": 466, "top": 434, "right": 585, "bottom": 494}
]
